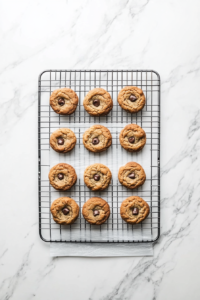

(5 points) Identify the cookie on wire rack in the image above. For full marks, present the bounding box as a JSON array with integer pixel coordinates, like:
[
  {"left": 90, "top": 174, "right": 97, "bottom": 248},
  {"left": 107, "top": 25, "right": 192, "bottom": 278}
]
[
  {"left": 50, "top": 88, "right": 78, "bottom": 115},
  {"left": 118, "top": 86, "right": 145, "bottom": 113},
  {"left": 118, "top": 162, "right": 146, "bottom": 189},
  {"left": 83, "top": 125, "right": 112, "bottom": 153},
  {"left": 50, "top": 128, "right": 76, "bottom": 153},
  {"left": 119, "top": 124, "right": 146, "bottom": 152},
  {"left": 120, "top": 196, "right": 149, "bottom": 224},
  {"left": 51, "top": 197, "right": 79, "bottom": 225},
  {"left": 82, "top": 197, "right": 110, "bottom": 225},
  {"left": 83, "top": 88, "right": 113, "bottom": 116},
  {"left": 48, "top": 163, "right": 77, "bottom": 191},
  {"left": 84, "top": 163, "right": 112, "bottom": 191}
]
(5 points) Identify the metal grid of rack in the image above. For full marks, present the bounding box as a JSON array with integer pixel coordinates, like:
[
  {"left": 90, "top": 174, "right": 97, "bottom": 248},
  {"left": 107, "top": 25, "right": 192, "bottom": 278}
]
[{"left": 38, "top": 70, "right": 160, "bottom": 243}]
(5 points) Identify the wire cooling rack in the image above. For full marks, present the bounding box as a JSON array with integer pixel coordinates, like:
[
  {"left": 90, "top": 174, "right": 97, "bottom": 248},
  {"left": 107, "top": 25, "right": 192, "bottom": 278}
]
[{"left": 38, "top": 70, "right": 160, "bottom": 243}]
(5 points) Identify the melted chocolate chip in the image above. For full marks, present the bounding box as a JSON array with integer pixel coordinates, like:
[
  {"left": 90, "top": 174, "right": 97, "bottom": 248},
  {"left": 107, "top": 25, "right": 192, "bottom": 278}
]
[
  {"left": 57, "top": 173, "right": 64, "bottom": 180},
  {"left": 128, "top": 173, "right": 135, "bottom": 179},
  {"left": 62, "top": 207, "right": 69, "bottom": 215},
  {"left": 58, "top": 98, "right": 65, "bottom": 106},
  {"left": 129, "top": 95, "right": 137, "bottom": 102},
  {"left": 92, "top": 137, "right": 99, "bottom": 145},
  {"left": 57, "top": 138, "right": 64, "bottom": 145},
  {"left": 93, "top": 99, "right": 100, "bottom": 107},
  {"left": 93, "top": 210, "right": 100, "bottom": 216},
  {"left": 128, "top": 136, "right": 135, "bottom": 143},
  {"left": 93, "top": 174, "right": 100, "bottom": 181},
  {"left": 132, "top": 207, "right": 139, "bottom": 215}
]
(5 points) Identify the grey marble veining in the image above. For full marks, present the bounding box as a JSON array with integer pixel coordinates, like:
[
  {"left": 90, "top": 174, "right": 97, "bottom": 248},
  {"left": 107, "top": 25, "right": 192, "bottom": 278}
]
[{"left": 0, "top": 0, "right": 200, "bottom": 299}]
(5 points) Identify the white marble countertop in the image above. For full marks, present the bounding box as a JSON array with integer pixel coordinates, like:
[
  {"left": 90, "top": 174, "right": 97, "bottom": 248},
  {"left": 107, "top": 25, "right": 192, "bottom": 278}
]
[{"left": 1, "top": 0, "right": 200, "bottom": 299}]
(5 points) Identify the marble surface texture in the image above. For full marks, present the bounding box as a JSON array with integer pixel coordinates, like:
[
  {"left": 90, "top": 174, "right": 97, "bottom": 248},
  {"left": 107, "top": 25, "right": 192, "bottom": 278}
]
[{"left": 1, "top": 0, "right": 200, "bottom": 299}]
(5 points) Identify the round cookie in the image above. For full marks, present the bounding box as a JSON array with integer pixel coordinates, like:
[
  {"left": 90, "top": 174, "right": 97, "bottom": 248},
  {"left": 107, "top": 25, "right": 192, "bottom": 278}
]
[
  {"left": 120, "top": 196, "right": 149, "bottom": 224},
  {"left": 82, "top": 197, "right": 110, "bottom": 225},
  {"left": 83, "top": 88, "right": 113, "bottom": 116},
  {"left": 118, "top": 86, "right": 145, "bottom": 113},
  {"left": 48, "top": 163, "right": 77, "bottom": 191},
  {"left": 50, "top": 197, "right": 79, "bottom": 225},
  {"left": 50, "top": 128, "right": 76, "bottom": 153},
  {"left": 118, "top": 162, "right": 146, "bottom": 189},
  {"left": 119, "top": 124, "right": 146, "bottom": 152},
  {"left": 84, "top": 164, "right": 112, "bottom": 191},
  {"left": 83, "top": 125, "right": 112, "bottom": 153},
  {"left": 50, "top": 88, "right": 78, "bottom": 115}
]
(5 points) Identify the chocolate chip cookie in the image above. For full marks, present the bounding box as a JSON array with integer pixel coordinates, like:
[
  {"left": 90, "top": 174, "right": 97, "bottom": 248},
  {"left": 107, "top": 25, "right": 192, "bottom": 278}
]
[
  {"left": 82, "top": 197, "right": 110, "bottom": 225},
  {"left": 50, "top": 88, "right": 78, "bottom": 115},
  {"left": 48, "top": 163, "right": 77, "bottom": 190},
  {"left": 83, "top": 125, "right": 112, "bottom": 153},
  {"left": 118, "top": 86, "right": 145, "bottom": 113},
  {"left": 83, "top": 88, "right": 113, "bottom": 116},
  {"left": 50, "top": 128, "right": 76, "bottom": 153},
  {"left": 118, "top": 162, "right": 146, "bottom": 189},
  {"left": 84, "top": 164, "right": 112, "bottom": 191},
  {"left": 51, "top": 197, "right": 79, "bottom": 225},
  {"left": 120, "top": 196, "right": 149, "bottom": 224},
  {"left": 119, "top": 124, "right": 146, "bottom": 152}
]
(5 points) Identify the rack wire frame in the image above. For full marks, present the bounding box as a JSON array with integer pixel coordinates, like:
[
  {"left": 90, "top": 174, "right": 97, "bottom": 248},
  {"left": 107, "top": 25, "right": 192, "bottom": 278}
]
[{"left": 38, "top": 70, "right": 160, "bottom": 243}]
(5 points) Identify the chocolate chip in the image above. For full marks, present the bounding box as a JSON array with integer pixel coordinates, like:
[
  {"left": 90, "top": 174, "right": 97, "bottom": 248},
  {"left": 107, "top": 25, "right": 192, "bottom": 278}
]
[
  {"left": 62, "top": 207, "right": 69, "bottom": 215},
  {"left": 57, "top": 138, "right": 64, "bottom": 145},
  {"left": 128, "top": 173, "right": 135, "bottom": 179},
  {"left": 128, "top": 136, "right": 135, "bottom": 143},
  {"left": 92, "top": 137, "right": 99, "bottom": 145},
  {"left": 132, "top": 207, "right": 139, "bottom": 215},
  {"left": 93, "top": 174, "right": 100, "bottom": 181},
  {"left": 129, "top": 95, "right": 137, "bottom": 102},
  {"left": 57, "top": 173, "right": 64, "bottom": 180},
  {"left": 93, "top": 210, "right": 100, "bottom": 216},
  {"left": 93, "top": 99, "right": 100, "bottom": 107},
  {"left": 58, "top": 98, "right": 65, "bottom": 106}
]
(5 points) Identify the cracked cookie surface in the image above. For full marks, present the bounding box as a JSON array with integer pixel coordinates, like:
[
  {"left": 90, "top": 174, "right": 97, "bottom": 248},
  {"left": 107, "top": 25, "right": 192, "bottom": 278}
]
[
  {"left": 48, "top": 163, "right": 77, "bottom": 190},
  {"left": 84, "top": 164, "right": 112, "bottom": 191},
  {"left": 51, "top": 197, "right": 79, "bottom": 225},
  {"left": 82, "top": 197, "right": 110, "bottom": 225},
  {"left": 118, "top": 86, "right": 145, "bottom": 113},
  {"left": 120, "top": 196, "right": 149, "bottom": 224},
  {"left": 50, "top": 128, "right": 76, "bottom": 153},
  {"left": 83, "top": 125, "right": 112, "bottom": 152},
  {"left": 118, "top": 162, "right": 146, "bottom": 189},
  {"left": 50, "top": 88, "right": 78, "bottom": 115},
  {"left": 83, "top": 88, "right": 113, "bottom": 116},
  {"left": 119, "top": 124, "right": 146, "bottom": 152}
]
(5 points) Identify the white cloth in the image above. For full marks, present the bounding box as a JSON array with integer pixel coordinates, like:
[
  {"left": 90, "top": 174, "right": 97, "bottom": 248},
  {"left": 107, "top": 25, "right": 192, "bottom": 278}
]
[{"left": 50, "top": 243, "right": 153, "bottom": 257}]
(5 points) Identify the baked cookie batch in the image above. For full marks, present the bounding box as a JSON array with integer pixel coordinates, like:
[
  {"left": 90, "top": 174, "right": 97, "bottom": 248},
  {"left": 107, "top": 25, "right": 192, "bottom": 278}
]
[
  {"left": 50, "top": 86, "right": 146, "bottom": 115},
  {"left": 49, "top": 86, "right": 150, "bottom": 226}
]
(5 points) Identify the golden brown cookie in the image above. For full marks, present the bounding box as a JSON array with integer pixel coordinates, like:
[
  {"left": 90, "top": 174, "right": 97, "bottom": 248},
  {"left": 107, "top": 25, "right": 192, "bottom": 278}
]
[
  {"left": 83, "top": 88, "right": 113, "bottom": 116},
  {"left": 118, "top": 162, "right": 146, "bottom": 189},
  {"left": 82, "top": 197, "right": 110, "bottom": 225},
  {"left": 50, "top": 128, "right": 76, "bottom": 153},
  {"left": 50, "top": 88, "right": 78, "bottom": 115},
  {"left": 48, "top": 163, "right": 77, "bottom": 190},
  {"left": 83, "top": 125, "right": 112, "bottom": 153},
  {"left": 50, "top": 197, "right": 79, "bottom": 225},
  {"left": 84, "top": 164, "right": 112, "bottom": 191},
  {"left": 118, "top": 86, "right": 145, "bottom": 113},
  {"left": 119, "top": 124, "right": 146, "bottom": 152},
  {"left": 120, "top": 196, "right": 149, "bottom": 224}
]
